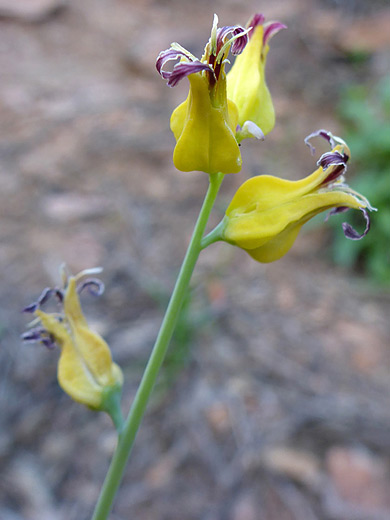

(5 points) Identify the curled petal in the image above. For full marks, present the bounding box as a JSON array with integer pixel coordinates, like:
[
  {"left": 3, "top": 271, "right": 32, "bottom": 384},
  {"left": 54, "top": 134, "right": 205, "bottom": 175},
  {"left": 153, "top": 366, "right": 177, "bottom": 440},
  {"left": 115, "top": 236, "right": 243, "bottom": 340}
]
[
  {"left": 318, "top": 150, "right": 349, "bottom": 186},
  {"left": 216, "top": 25, "right": 249, "bottom": 55},
  {"left": 23, "top": 287, "right": 63, "bottom": 313},
  {"left": 342, "top": 208, "right": 371, "bottom": 240},
  {"left": 305, "top": 129, "right": 348, "bottom": 156},
  {"left": 167, "top": 61, "right": 212, "bottom": 87},
  {"left": 247, "top": 13, "right": 265, "bottom": 32},
  {"left": 77, "top": 278, "right": 105, "bottom": 297},
  {"left": 21, "top": 327, "right": 57, "bottom": 349},
  {"left": 305, "top": 129, "right": 332, "bottom": 155},
  {"left": 322, "top": 164, "right": 347, "bottom": 186},
  {"left": 325, "top": 206, "right": 350, "bottom": 222},
  {"left": 74, "top": 267, "right": 103, "bottom": 280},
  {"left": 156, "top": 48, "right": 195, "bottom": 81},
  {"left": 263, "top": 21, "right": 287, "bottom": 46},
  {"left": 231, "top": 28, "right": 249, "bottom": 55},
  {"left": 215, "top": 25, "right": 250, "bottom": 64},
  {"left": 318, "top": 150, "right": 348, "bottom": 169}
]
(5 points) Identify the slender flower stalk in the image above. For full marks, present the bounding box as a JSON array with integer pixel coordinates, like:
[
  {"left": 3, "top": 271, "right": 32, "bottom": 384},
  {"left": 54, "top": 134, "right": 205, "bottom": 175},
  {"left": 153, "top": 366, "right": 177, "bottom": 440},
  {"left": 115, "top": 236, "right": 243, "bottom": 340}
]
[
  {"left": 21, "top": 11, "right": 375, "bottom": 520},
  {"left": 91, "top": 173, "right": 224, "bottom": 520}
]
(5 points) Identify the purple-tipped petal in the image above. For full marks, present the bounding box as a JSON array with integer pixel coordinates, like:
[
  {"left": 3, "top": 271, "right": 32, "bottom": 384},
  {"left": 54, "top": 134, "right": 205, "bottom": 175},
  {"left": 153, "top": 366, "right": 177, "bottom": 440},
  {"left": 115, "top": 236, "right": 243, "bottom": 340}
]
[
  {"left": 322, "top": 164, "right": 347, "bottom": 186},
  {"left": 318, "top": 150, "right": 348, "bottom": 169},
  {"left": 230, "top": 27, "right": 249, "bottom": 55},
  {"left": 216, "top": 25, "right": 248, "bottom": 55},
  {"left": 325, "top": 206, "right": 350, "bottom": 222},
  {"left": 21, "top": 328, "right": 57, "bottom": 349},
  {"left": 156, "top": 48, "right": 195, "bottom": 82},
  {"left": 304, "top": 129, "right": 347, "bottom": 157},
  {"left": 78, "top": 278, "right": 105, "bottom": 297},
  {"left": 263, "top": 21, "right": 287, "bottom": 46},
  {"left": 23, "top": 287, "right": 63, "bottom": 313},
  {"left": 41, "top": 336, "right": 57, "bottom": 350},
  {"left": 22, "top": 328, "right": 45, "bottom": 342},
  {"left": 342, "top": 208, "right": 371, "bottom": 240},
  {"left": 167, "top": 61, "right": 212, "bottom": 87},
  {"left": 247, "top": 13, "right": 265, "bottom": 32},
  {"left": 305, "top": 129, "right": 333, "bottom": 155},
  {"left": 23, "top": 302, "right": 39, "bottom": 313}
]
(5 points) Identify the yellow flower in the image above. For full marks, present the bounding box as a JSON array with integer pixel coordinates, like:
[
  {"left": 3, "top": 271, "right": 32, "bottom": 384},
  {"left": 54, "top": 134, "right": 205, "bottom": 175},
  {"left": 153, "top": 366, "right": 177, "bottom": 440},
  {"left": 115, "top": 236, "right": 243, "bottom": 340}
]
[
  {"left": 23, "top": 267, "right": 123, "bottom": 412},
  {"left": 156, "top": 15, "right": 249, "bottom": 174},
  {"left": 212, "top": 131, "right": 374, "bottom": 263},
  {"left": 227, "top": 14, "right": 286, "bottom": 136}
]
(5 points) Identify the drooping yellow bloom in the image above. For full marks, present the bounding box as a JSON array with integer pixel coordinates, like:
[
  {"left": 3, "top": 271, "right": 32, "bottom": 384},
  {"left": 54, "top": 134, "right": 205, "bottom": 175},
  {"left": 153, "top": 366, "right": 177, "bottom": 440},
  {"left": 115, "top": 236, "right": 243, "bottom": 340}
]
[
  {"left": 23, "top": 267, "right": 123, "bottom": 412},
  {"left": 227, "top": 14, "right": 286, "bottom": 136},
  {"left": 213, "top": 131, "right": 374, "bottom": 263},
  {"left": 157, "top": 15, "right": 250, "bottom": 174}
]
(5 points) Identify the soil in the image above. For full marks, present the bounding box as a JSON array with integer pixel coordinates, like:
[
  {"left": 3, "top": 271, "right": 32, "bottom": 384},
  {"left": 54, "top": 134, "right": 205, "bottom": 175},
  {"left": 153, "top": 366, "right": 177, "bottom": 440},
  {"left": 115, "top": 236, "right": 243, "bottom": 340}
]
[{"left": 1, "top": 0, "right": 390, "bottom": 519}]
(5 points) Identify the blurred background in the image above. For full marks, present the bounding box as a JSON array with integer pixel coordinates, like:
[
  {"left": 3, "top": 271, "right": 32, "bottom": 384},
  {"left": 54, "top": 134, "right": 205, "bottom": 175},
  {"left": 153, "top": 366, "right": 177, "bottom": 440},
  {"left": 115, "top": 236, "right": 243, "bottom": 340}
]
[{"left": 1, "top": 0, "right": 390, "bottom": 519}]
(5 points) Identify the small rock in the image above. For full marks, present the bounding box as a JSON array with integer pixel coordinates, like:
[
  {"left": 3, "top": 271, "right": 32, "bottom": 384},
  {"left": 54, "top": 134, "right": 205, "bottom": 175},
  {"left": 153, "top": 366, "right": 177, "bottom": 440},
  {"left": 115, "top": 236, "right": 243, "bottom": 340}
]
[
  {"left": 205, "top": 402, "right": 231, "bottom": 435},
  {"left": 261, "top": 446, "right": 322, "bottom": 488},
  {"left": 325, "top": 445, "right": 390, "bottom": 512}
]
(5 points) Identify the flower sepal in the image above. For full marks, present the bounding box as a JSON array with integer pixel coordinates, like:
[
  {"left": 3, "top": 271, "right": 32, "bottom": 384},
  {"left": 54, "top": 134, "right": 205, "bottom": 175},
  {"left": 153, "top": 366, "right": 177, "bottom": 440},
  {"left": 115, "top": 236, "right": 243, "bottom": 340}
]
[
  {"left": 170, "top": 73, "right": 242, "bottom": 174},
  {"left": 99, "top": 383, "right": 124, "bottom": 433}
]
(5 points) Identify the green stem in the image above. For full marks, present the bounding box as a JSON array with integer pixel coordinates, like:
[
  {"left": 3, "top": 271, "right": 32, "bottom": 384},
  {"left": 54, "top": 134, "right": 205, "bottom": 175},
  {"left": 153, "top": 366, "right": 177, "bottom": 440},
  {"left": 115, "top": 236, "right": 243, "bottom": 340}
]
[
  {"left": 200, "top": 216, "right": 227, "bottom": 249},
  {"left": 92, "top": 172, "right": 224, "bottom": 520}
]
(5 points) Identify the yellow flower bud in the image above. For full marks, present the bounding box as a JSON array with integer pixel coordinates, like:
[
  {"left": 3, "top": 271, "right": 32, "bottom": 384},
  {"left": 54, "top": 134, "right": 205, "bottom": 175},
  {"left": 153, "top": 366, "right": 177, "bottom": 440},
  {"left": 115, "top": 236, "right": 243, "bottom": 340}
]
[{"left": 227, "top": 14, "right": 286, "bottom": 136}]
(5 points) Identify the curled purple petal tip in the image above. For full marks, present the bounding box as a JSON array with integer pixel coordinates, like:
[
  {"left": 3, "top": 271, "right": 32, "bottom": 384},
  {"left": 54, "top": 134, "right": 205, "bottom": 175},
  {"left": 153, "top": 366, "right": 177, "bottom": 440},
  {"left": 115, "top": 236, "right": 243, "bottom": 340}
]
[
  {"left": 263, "top": 21, "right": 287, "bottom": 46},
  {"left": 318, "top": 150, "right": 348, "bottom": 169},
  {"left": 156, "top": 48, "right": 204, "bottom": 86},
  {"left": 21, "top": 327, "right": 57, "bottom": 349},
  {"left": 78, "top": 278, "right": 105, "bottom": 297},
  {"left": 304, "top": 129, "right": 331, "bottom": 155},
  {"left": 342, "top": 208, "right": 371, "bottom": 240},
  {"left": 325, "top": 206, "right": 349, "bottom": 222},
  {"left": 22, "top": 287, "right": 63, "bottom": 313},
  {"left": 168, "top": 61, "right": 212, "bottom": 87},
  {"left": 216, "top": 25, "right": 248, "bottom": 55},
  {"left": 247, "top": 13, "right": 265, "bottom": 31},
  {"left": 305, "top": 129, "right": 347, "bottom": 157}
]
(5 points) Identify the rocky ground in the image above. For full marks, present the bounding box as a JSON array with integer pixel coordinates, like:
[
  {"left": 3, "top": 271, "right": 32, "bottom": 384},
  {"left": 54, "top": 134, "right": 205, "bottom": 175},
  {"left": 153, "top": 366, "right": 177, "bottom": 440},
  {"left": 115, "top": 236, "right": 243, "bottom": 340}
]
[{"left": 1, "top": 0, "right": 390, "bottom": 519}]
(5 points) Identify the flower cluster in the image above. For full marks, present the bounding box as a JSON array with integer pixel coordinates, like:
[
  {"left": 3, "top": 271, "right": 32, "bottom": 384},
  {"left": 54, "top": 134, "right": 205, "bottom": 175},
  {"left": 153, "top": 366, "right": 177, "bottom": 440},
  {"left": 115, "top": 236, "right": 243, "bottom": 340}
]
[
  {"left": 157, "top": 13, "right": 285, "bottom": 174},
  {"left": 22, "top": 266, "right": 123, "bottom": 412},
  {"left": 157, "top": 13, "right": 374, "bottom": 262}
]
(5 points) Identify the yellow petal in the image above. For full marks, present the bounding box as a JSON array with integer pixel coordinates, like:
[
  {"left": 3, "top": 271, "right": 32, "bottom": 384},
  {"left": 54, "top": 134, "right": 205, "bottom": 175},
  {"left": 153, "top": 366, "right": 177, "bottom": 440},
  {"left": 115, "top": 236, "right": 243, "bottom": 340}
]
[
  {"left": 58, "top": 338, "right": 103, "bottom": 409},
  {"left": 63, "top": 277, "right": 88, "bottom": 327},
  {"left": 170, "top": 73, "right": 241, "bottom": 174},
  {"left": 247, "top": 220, "right": 305, "bottom": 263},
  {"left": 70, "top": 324, "right": 120, "bottom": 387},
  {"left": 225, "top": 190, "right": 363, "bottom": 250},
  {"left": 35, "top": 310, "right": 70, "bottom": 346},
  {"left": 63, "top": 278, "right": 119, "bottom": 387},
  {"left": 227, "top": 25, "right": 275, "bottom": 135}
]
